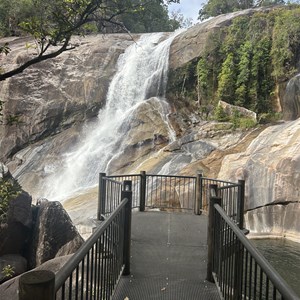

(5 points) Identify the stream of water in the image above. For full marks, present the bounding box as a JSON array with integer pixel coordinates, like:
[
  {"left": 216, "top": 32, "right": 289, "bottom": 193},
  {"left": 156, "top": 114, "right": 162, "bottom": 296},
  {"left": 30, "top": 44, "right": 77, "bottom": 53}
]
[
  {"left": 43, "top": 31, "right": 181, "bottom": 201},
  {"left": 253, "top": 239, "right": 300, "bottom": 297}
]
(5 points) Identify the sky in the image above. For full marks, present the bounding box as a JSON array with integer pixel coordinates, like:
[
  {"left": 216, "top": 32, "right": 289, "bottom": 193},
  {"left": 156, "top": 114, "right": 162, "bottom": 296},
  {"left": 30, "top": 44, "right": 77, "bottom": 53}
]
[{"left": 168, "top": 0, "right": 207, "bottom": 23}]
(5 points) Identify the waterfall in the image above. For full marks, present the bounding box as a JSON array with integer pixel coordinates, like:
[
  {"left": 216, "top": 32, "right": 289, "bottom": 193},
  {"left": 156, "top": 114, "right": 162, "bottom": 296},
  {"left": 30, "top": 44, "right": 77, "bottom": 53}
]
[{"left": 43, "top": 31, "right": 181, "bottom": 201}]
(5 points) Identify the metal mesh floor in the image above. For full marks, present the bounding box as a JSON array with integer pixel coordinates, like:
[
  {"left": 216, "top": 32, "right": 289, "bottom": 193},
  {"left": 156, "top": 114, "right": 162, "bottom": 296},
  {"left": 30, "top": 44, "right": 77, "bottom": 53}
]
[{"left": 113, "top": 211, "right": 220, "bottom": 300}]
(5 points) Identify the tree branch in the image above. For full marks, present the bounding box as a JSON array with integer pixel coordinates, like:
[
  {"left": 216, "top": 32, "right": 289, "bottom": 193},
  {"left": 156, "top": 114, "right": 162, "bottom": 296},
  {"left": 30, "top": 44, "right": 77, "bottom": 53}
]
[{"left": 0, "top": 38, "right": 73, "bottom": 81}]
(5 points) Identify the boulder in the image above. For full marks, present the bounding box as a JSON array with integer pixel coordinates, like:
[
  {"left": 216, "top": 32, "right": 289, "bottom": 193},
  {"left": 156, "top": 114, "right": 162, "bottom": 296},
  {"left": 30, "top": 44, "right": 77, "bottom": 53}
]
[
  {"left": 169, "top": 8, "right": 270, "bottom": 70},
  {"left": 106, "top": 97, "right": 173, "bottom": 174},
  {"left": 27, "top": 200, "right": 84, "bottom": 269},
  {"left": 282, "top": 74, "right": 300, "bottom": 120},
  {"left": 218, "top": 100, "right": 257, "bottom": 121}
]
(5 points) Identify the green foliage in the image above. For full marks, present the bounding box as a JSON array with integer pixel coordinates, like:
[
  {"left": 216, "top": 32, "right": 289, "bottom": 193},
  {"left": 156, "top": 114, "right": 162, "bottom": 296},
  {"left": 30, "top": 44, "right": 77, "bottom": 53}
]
[
  {"left": 214, "top": 106, "right": 257, "bottom": 128},
  {"left": 214, "top": 104, "right": 229, "bottom": 122},
  {"left": 0, "top": 0, "right": 180, "bottom": 81},
  {"left": 121, "top": 1, "right": 180, "bottom": 33},
  {"left": 1, "top": 265, "right": 15, "bottom": 279},
  {"left": 271, "top": 7, "right": 300, "bottom": 80},
  {"left": 167, "top": 59, "right": 198, "bottom": 100},
  {"left": 199, "top": 0, "right": 286, "bottom": 20},
  {"left": 193, "top": 6, "right": 300, "bottom": 120},
  {"left": 6, "top": 114, "right": 21, "bottom": 125},
  {"left": 238, "top": 117, "right": 257, "bottom": 128},
  {"left": 258, "top": 112, "right": 282, "bottom": 123},
  {"left": 217, "top": 53, "right": 237, "bottom": 103},
  {"left": 196, "top": 30, "right": 223, "bottom": 105},
  {"left": 0, "top": 178, "right": 21, "bottom": 224}
]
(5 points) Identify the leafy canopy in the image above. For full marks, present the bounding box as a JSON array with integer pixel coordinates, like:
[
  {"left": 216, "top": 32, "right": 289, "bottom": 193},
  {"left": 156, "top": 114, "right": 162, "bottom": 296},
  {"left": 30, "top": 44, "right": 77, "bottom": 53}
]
[
  {"left": 0, "top": 0, "right": 179, "bottom": 81},
  {"left": 198, "top": 0, "right": 286, "bottom": 20}
]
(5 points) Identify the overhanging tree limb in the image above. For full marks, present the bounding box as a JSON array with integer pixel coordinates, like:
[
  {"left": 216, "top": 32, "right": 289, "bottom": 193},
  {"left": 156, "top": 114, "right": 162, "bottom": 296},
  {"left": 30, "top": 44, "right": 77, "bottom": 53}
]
[{"left": 0, "top": 0, "right": 179, "bottom": 82}]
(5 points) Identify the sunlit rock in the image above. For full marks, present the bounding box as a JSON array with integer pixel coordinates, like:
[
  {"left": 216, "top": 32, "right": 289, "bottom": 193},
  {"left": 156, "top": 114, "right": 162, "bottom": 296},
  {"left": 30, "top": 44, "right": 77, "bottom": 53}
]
[
  {"left": 282, "top": 74, "right": 300, "bottom": 120},
  {"left": 218, "top": 119, "right": 300, "bottom": 211},
  {"left": 0, "top": 34, "right": 137, "bottom": 161}
]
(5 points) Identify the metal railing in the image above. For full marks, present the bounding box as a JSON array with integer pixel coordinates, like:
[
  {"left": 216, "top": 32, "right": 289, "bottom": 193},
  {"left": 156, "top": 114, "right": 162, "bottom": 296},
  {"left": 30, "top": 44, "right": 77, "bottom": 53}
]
[
  {"left": 106, "top": 173, "right": 141, "bottom": 209},
  {"left": 207, "top": 196, "right": 300, "bottom": 300},
  {"left": 99, "top": 171, "right": 197, "bottom": 215},
  {"left": 199, "top": 175, "right": 245, "bottom": 228},
  {"left": 145, "top": 174, "right": 196, "bottom": 211},
  {"left": 19, "top": 180, "right": 133, "bottom": 300},
  {"left": 97, "top": 174, "right": 124, "bottom": 219}
]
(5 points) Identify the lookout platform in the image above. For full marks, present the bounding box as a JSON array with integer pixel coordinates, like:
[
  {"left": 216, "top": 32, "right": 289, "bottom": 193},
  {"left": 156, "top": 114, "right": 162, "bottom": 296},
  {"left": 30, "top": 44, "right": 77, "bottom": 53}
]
[{"left": 113, "top": 211, "right": 220, "bottom": 300}]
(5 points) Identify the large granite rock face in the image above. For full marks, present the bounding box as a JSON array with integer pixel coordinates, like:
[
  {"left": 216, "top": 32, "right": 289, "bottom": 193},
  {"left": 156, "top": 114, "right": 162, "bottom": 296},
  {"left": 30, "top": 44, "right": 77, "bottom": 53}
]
[
  {"left": 218, "top": 119, "right": 300, "bottom": 240},
  {"left": 0, "top": 34, "right": 137, "bottom": 161},
  {"left": 218, "top": 119, "right": 300, "bottom": 211},
  {"left": 27, "top": 200, "right": 84, "bottom": 268},
  {"left": 282, "top": 74, "right": 300, "bottom": 120},
  {"left": 106, "top": 97, "right": 173, "bottom": 174},
  {"left": 245, "top": 203, "right": 300, "bottom": 242}
]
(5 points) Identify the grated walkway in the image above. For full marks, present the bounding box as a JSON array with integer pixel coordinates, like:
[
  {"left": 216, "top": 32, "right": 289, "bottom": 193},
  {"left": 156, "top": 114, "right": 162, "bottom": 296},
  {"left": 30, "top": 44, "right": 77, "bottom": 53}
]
[{"left": 113, "top": 211, "right": 220, "bottom": 300}]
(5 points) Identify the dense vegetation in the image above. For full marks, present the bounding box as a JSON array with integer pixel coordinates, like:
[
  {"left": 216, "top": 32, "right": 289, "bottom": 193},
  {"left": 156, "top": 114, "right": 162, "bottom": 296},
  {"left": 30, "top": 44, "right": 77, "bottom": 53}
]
[
  {"left": 0, "top": 0, "right": 182, "bottom": 81},
  {"left": 0, "top": 177, "right": 21, "bottom": 224},
  {"left": 198, "top": 0, "right": 297, "bottom": 20},
  {"left": 0, "top": 0, "right": 180, "bottom": 38},
  {"left": 168, "top": 6, "right": 300, "bottom": 122}
]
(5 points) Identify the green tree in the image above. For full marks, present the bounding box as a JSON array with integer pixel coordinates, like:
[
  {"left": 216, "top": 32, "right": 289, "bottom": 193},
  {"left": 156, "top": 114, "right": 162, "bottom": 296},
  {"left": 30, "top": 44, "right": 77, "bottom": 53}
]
[
  {"left": 271, "top": 7, "right": 300, "bottom": 81},
  {"left": 199, "top": 0, "right": 286, "bottom": 20},
  {"left": 217, "top": 53, "right": 237, "bottom": 103},
  {"left": 0, "top": 0, "right": 33, "bottom": 36},
  {"left": 199, "top": 0, "right": 254, "bottom": 20},
  {"left": 120, "top": 0, "right": 180, "bottom": 33},
  {"left": 235, "top": 41, "right": 252, "bottom": 107},
  {"left": 0, "top": 0, "right": 179, "bottom": 81}
]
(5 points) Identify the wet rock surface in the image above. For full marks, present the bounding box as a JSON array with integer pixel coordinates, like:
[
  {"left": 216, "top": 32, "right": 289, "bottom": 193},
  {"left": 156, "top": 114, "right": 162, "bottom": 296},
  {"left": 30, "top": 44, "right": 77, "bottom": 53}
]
[{"left": 0, "top": 34, "right": 137, "bottom": 161}]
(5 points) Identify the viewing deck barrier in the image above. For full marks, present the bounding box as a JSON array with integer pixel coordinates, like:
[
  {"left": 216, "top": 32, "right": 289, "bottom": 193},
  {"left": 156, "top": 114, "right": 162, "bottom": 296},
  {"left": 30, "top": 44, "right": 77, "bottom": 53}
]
[
  {"left": 18, "top": 172, "right": 299, "bottom": 300},
  {"left": 100, "top": 171, "right": 197, "bottom": 215},
  {"left": 207, "top": 196, "right": 299, "bottom": 300},
  {"left": 19, "top": 180, "right": 132, "bottom": 300}
]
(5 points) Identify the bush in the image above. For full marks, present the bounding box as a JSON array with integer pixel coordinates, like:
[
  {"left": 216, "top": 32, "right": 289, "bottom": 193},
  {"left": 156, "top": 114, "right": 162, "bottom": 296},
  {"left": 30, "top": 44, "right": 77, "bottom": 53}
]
[
  {"left": 0, "top": 178, "right": 21, "bottom": 224},
  {"left": 214, "top": 104, "right": 230, "bottom": 122},
  {"left": 238, "top": 117, "right": 257, "bottom": 129}
]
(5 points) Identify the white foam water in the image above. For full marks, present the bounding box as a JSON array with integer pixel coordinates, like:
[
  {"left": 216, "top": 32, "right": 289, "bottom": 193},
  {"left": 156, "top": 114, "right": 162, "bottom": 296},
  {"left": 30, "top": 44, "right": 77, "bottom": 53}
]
[{"left": 43, "top": 31, "right": 182, "bottom": 201}]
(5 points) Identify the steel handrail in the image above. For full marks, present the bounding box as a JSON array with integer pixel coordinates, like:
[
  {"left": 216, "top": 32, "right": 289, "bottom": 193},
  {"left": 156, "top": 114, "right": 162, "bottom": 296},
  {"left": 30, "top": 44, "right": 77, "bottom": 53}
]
[
  {"left": 214, "top": 203, "right": 300, "bottom": 300},
  {"left": 55, "top": 199, "right": 128, "bottom": 292}
]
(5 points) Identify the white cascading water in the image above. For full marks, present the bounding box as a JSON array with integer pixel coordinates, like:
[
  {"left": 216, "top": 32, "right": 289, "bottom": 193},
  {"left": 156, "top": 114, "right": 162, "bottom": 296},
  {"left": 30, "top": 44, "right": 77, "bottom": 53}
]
[{"left": 43, "top": 32, "right": 181, "bottom": 201}]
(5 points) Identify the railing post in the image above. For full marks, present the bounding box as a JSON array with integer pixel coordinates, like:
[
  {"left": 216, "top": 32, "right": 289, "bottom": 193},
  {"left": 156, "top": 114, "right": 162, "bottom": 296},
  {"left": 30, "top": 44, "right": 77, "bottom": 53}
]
[
  {"left": 207, "top": 195, "right": 222, "bottom": 283},
  {"left": 237, "top": 179, "right": 245, "bottom": 229},
  {"left": 233, "top": 239, "right": 243, "bottom": 300},
  {"left": 195, "top": 173, "right": 203, "bottom": 215},
  {"left": 139, "top": 171, "right": 146, "bottom": 212},
  {"left": 122, "top": 180, "right": 132, "bottom": 276},
  {"left": 97, "top": 172, "right": 106, "bottom": 221},
  {"left": 19, "top": 270, "right": 55, "bottom": 300}
]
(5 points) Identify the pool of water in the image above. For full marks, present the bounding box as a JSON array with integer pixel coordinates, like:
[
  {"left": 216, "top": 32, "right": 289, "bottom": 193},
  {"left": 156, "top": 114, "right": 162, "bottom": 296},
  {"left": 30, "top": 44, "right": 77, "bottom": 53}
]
[{"left": 253, "top": 239, "right": 300, "bottom": 297}]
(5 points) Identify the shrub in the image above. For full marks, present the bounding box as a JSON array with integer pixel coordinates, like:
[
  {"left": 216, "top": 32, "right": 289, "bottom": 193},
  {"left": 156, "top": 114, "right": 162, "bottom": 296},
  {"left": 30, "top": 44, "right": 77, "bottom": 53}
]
[{"left": 0, "top": 178, "right": 21, "bottom": 224}]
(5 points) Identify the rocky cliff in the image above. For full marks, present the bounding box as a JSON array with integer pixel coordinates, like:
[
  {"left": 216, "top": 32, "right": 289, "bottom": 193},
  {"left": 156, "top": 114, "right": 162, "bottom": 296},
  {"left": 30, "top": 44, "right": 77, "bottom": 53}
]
[
  {"left": 0, "top": 34, "right": 137, "bottom": 161},
  {"left": 217, "top": 119, "right": 300, "bottom": 240},
  {"left": 0, "top": 8, "right": 299, "bottom": 241}
]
